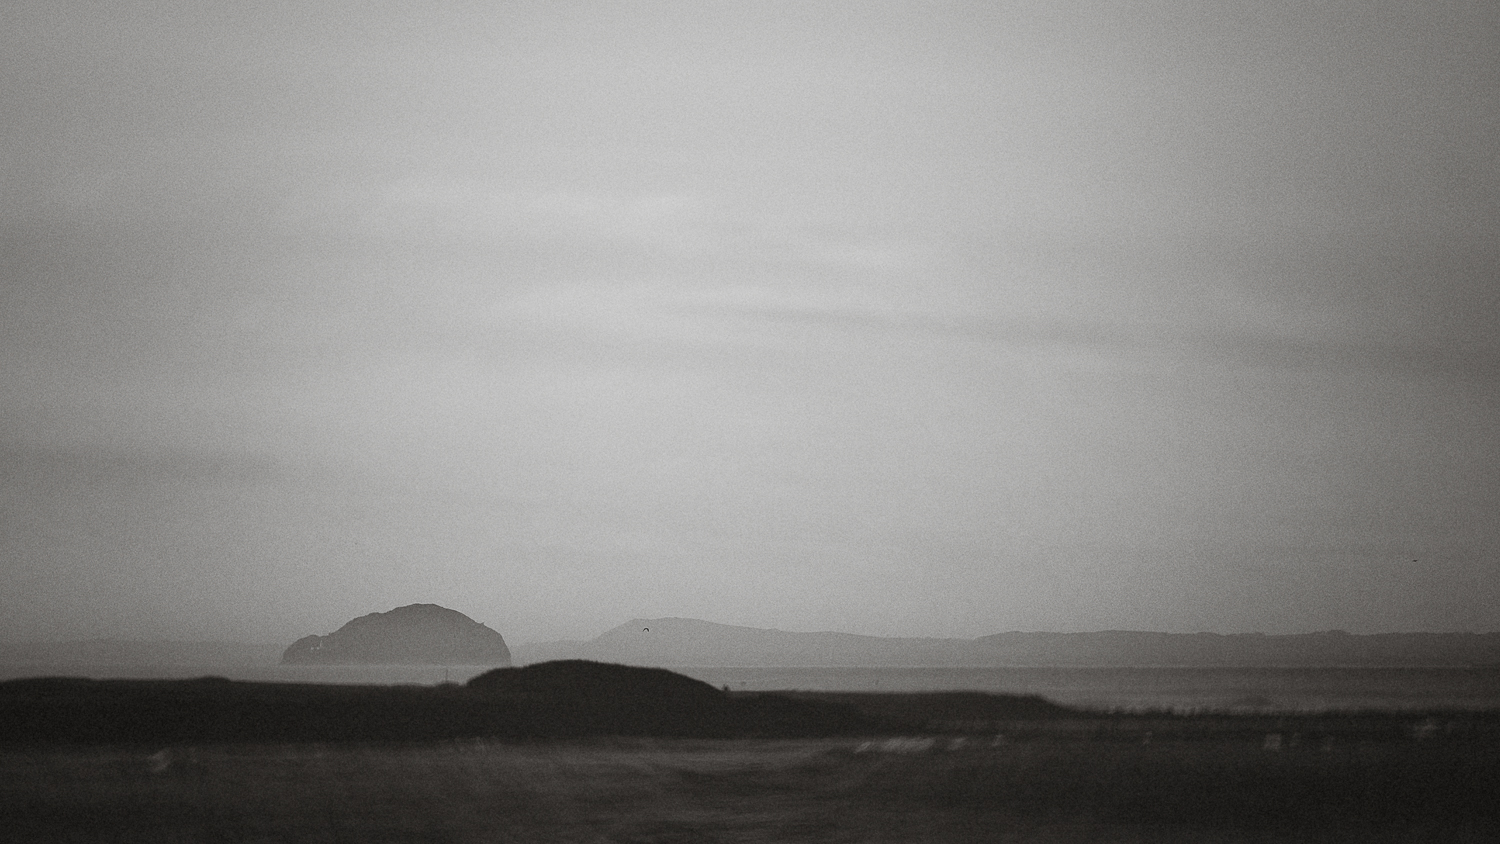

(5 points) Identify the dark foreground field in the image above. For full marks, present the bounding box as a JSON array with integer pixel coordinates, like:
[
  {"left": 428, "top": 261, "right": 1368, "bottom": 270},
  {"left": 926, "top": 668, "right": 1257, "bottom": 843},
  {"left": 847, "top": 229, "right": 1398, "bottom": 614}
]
[
  {"left": 4, "top": 732, "right": 1499, "bottom": 843},
  {"left": 3, "top": 664, "right": 1498, "bottom": 842}
]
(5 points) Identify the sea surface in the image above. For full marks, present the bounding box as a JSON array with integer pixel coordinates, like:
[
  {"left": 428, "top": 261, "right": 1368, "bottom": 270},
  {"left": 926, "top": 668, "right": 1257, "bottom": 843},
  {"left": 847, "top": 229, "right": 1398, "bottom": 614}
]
[
  {"left": 4, "top": 662, "right": 1499, "bottom": 712},
  {"left": 677, "top": 666, "right": 1500, "bottom": 712}
]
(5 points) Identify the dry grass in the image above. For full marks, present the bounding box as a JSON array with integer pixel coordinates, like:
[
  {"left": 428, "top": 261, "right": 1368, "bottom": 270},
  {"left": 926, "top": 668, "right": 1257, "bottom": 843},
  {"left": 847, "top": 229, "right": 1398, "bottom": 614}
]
[{"left": 2, "top": 735, "right": 1497, "bottom": 843}]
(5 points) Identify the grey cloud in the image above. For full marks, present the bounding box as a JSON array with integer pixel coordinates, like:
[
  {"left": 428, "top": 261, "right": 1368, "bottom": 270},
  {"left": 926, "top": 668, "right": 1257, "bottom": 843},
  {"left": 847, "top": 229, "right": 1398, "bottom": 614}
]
[
  {"left": 689, "top": 299, "right": 1500, "bottom": 382},
  {"left": 5, "top": 0, "right": 1499, "bottom": 640}
]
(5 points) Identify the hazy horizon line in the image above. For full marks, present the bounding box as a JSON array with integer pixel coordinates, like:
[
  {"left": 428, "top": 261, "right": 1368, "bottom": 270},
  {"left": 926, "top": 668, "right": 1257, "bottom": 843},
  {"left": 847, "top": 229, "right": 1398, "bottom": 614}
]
[{"left": 7, "top": 617, "right": 1500, "bottom": 648}]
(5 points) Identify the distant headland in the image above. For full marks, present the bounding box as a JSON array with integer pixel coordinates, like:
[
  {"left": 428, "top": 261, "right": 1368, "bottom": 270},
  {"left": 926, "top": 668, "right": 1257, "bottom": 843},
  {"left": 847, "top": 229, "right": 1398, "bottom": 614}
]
[{"left": 514, "top": 618, "right": 1500, "bottom": 668}]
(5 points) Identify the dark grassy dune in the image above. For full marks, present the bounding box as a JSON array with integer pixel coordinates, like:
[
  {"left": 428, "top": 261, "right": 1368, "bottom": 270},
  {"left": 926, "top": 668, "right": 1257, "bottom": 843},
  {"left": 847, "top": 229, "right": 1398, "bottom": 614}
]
[
  {"left": 0, "top": 661, "right": 880, "bottom": 744},
  {"left": 4, "top": 660, "right": 1498, "bottom": 746},
  {"left": 4, "top": 661, "right": 1500, "bottom": 841}
]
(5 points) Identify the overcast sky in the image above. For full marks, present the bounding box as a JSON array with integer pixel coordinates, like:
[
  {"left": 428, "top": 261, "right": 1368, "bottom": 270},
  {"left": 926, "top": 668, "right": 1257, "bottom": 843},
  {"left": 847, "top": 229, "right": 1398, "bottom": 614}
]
[{"left": 3, "top": 0, "right": 1498, "bottom": 644}]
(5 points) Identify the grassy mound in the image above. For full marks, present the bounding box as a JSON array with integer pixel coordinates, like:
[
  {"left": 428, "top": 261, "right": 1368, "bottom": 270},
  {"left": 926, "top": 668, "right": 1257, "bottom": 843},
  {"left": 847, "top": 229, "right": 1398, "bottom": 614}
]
[
  {"left": 468, "top": 660, "right": 870, "bottom": 737},
  {"left": 467, "top": 660, "right": 732, "bottom": 737},
  {"left": 469, "top": 659, "right": 723, "bottom": 702}
]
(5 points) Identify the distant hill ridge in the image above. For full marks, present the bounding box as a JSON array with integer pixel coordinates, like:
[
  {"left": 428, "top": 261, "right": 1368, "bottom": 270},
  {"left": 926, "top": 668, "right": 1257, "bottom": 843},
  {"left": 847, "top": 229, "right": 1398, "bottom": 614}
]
[
  {"left": 512, "top": 618, "right": 1500, "bottom": 668},
  {"left": 8, "top": 617, "right": 1500, "bottom": 669}
]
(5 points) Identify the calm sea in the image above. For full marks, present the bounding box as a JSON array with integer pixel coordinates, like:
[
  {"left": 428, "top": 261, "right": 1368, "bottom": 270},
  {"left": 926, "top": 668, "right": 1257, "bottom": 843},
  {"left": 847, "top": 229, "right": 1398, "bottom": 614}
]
[
  {"left": 4, "top": 662, "right": 1499, "bottom": 712},
  {"left": 676, "top": 666, "right": 1500, "bottom": 712}
]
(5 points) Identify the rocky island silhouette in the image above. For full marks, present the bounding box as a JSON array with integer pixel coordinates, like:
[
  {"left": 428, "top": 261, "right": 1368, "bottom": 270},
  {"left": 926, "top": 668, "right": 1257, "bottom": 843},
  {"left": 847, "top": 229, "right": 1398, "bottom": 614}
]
[{"left": 281, "top": 603, "right": 511, "bottom": 666}]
